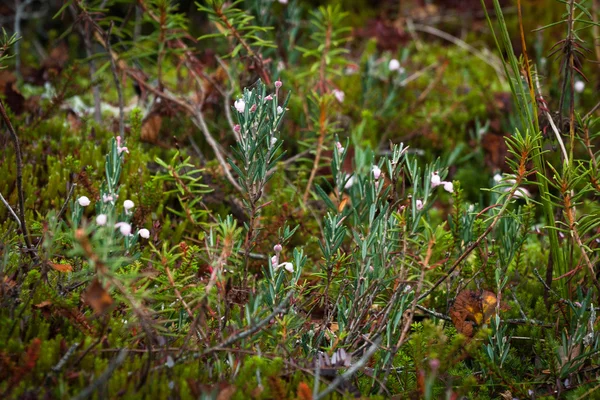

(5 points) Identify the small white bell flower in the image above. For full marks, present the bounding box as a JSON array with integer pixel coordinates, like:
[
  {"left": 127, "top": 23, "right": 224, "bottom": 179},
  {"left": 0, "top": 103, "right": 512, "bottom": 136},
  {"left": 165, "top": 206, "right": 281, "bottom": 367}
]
[
  {"left": 278, "top": 262, "right": 294, "bottom": 273},
  {"left": 96, "top": 214, "right": 107, "bottom": 226},
  {"left": 234, "top": 99, "right": 246, "bottom": 113},
  {"left": 139, "top": 228, "right": 150, "bottom": 239},
  {"left": 344, "top": 175, "right": 355, "bottom": 189},
  {"left": 115, "top": 222, "right": 132, "bottom": 236},
  {"left": 78, "top": 196, "right": 91, "bottom": 207},
  {"left": 123, "top": 200, "right": 135, "bottom": 211},
  {"left": 388, "top": 59, "right": 401, "bottom": 71},
  {"left": 443, "top": 181, "right": 454, "bottom": 193},
  {"left": 431, "top": 172, "right": 441, "bottom": 188}
]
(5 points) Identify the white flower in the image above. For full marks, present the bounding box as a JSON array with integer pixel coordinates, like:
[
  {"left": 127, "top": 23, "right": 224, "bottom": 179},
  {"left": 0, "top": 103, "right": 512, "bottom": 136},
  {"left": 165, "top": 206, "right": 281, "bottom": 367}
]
[
  {"left": 278, "top": 0, "right": 288, "bottom": 3},
  {"left": 102, "top": 194, "right": 114, "bottom": 203},
  {"left": 493, "top": 173, "right": 503, "bottom": 183},
  {"left": 336, "top": 142, "right": 345, "bottom": 154},
  {"left": 139, "top": 228, "right": 150, "bottom": 239},
  {"left": 271, "top": 255, "right": 278, "bottom": 268},
  {"left": 372, "top": 165, "right": 381, "bottom": 180},
  {"left": 270, "top": 137, "right": 278, "bottom": 146},
  {"left": 115, "top": 222, "right": 132, "bottom": 236},
  {"left": 513, "top": 187, "right": 531, "bottom": 198},
  {"left": 388, "top": 58, "right": 401, "bottom": 71},
  {"left": 96, "top": 214, "right": 107, "bottom": 226},
  {"left": 344, "top": 174, "right": 355, "bottom": 189},
  {"left": 234, "top": 99, "right": 246, "bottom": 113},
  {"left": 431, "top": 172, "right": 441, "bottom": 188},
  {"left": 273, "top": 244, "right": 282, "bottom": 253},
  {"left": 277, "top": 262, "right": 294, "bottom": 273},
  {"left": 332, "top": 89, "right": 345, "bottom": 103},
  {"left": 416, "top": 199, "right": 424, "bottom": 210},
  {"left": 123, "top": 200, "right": 135, "bottom": 211},
  {"left": 277, "top": 106, "right": 284, "bottom": 114},
  {"left": 78, "top": 196, "right": 91, "bottom": 207},
  {"left": 574, "top": 80, "right": 585, "bottom": 93},
  {"left": 443, "top": 181, "right": 454, "bottom": 193}
]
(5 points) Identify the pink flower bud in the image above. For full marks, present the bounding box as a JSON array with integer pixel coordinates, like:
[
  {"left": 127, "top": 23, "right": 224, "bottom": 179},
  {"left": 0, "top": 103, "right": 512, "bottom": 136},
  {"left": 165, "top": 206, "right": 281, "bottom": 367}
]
[
  {"left": 372, "top": 165, "right": 381, "bottom": 180},
  {"left": 416, "top": 199, "right": 424, "bottom": 210}
]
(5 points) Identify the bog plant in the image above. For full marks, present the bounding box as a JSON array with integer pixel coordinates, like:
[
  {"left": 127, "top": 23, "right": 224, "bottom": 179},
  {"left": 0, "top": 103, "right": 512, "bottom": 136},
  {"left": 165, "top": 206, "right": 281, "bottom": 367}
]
[{"left": 1, "top": 0, "right": 600, "bottom": 399}]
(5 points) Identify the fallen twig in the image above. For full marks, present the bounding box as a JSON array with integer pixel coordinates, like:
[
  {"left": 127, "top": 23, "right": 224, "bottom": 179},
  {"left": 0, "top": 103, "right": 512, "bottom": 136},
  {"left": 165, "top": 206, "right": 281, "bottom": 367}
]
[
  {"left": 315, "top": 337, "right": 381, "bottom": 400},
  {"left": 0, "top": 99, "right": 34, "bottom": 256},
  {"left": 72, "top": 349, "right": 127, "bottom": 400}
]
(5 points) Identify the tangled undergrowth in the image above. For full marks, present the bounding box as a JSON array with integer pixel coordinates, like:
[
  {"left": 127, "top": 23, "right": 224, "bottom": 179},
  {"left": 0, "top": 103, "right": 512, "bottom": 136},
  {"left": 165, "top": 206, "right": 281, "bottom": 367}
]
[{"left": 1, "top": 0, "right": 600, "bottom": 398}]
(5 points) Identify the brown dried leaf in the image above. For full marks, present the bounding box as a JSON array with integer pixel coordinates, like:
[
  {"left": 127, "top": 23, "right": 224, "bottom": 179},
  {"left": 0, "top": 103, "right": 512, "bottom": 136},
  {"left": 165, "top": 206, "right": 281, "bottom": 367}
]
[
  {"left": 449, "top": 289, "right": 506, "bottom": 337},
  {"left": 82, "top": 279, "right": 113, "bottom": 315},
  {"left": 216, "top": 385, "right": 236, "bottom": 400},
  {"left": 49, "top": 262, "right": 73, "bottom": 273},
  {"left": 141, "top": 113, "right": 162, "bottom": 144}
]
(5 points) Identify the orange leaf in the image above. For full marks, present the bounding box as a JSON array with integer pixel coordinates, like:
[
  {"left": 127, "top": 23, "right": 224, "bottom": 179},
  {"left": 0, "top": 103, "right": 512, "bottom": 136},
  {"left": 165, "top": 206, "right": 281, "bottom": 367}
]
[
  {"left": 338, "top": 196, "right": 349, "bottom": 212},
  {"left": 34, "top": 301, "right": 52, "bottom": 308},
  {"left": 50, "top": 263, "right": 73, "bottom": 273},
  {"left": 297, "top": 382, "right": 313, "bottom": 400}
]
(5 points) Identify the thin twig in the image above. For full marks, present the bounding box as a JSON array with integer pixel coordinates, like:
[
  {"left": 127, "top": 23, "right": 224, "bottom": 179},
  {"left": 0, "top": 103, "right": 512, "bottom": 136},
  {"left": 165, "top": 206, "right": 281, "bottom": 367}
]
[
  {"left": 315, "top": 337, "right": 381, "bottom": 400},
  {"left": 43, "top": 342, "right": 80, "bottom": 387},
  {"left": 411, "top": 23, "right": 505, "bottom": 81},
  {"left": 0, "top": 99, "right": 33, "bottom": 253},
  {"left": 215, "top": 56, "right": 241, "bottom": 142},
  {"left": 149, "top": 291, "right": 293, "bottom": 374},
  {"left": 416, "top": 304, "right": 451, "bottom": 321},
  {"left": 418, "top": 181, "right": 528, "bottom": 302},
  {"left": 534, "top": 75, "right": 569, "bottom": 162},
  {"left": 193, "top": 109, "right": 243, "bottom": 193},
  {"left": 56, "top": 183, "right": 76, "bottom": 221},
  {"left": 72, "top": 349, "right": 127, "bottom": 400},
  {"left": 0, "top": 192, "right": 21, "bottom": 228},
  {"left": 303, "top": 99, "right": 328, "bottom": 203}
]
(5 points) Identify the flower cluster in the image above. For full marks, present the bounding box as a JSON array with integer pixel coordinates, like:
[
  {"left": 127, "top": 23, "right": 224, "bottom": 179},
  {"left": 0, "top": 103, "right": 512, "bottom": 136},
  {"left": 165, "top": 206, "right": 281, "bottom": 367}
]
[
  {"left": 271, "top": 243, "right": 294, "bottom": 273},
  {"left": 430, "top": 171, "right": 454, "bottom": 193},
  {"left": 73, "top": 137, "right": 150, "bottom": 248}
]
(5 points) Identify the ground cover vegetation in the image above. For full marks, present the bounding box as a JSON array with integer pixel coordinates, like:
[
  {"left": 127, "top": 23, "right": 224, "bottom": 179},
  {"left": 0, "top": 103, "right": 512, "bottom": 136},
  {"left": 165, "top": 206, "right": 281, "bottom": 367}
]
[{"left": 1, "top": 0, "right": 600, "bottom": 398}]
